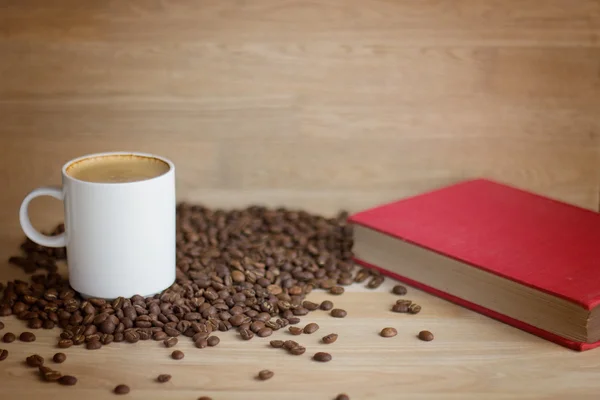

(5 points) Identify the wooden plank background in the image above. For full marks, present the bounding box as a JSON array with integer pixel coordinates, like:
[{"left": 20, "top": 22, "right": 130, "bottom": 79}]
[{"left": 0, "top": 0, "right": 599, "bottom": 245}]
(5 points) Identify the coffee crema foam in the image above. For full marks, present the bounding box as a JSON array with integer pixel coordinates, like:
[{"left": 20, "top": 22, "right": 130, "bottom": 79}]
[{"left": 66, "top": 155, "right": 170, "bottom": 183}]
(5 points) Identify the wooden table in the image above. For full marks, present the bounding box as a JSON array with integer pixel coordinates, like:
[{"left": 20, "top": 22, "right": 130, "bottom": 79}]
[{"left": 1, "top": 240, "right": 599, "bottom": 400}]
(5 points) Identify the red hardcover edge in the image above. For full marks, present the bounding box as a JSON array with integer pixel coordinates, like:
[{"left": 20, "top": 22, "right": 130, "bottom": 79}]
[{"left": 354, "top": 258, "right": 600, "bottom": 352}]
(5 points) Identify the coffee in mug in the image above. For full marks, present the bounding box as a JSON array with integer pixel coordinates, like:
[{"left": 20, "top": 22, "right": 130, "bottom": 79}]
[{"left": 19, "top": 152, "right": 176, "bottom": 299}]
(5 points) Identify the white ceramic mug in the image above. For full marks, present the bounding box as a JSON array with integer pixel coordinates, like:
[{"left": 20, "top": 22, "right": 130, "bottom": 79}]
[{"left": 19, "top": 151, "right": 177, "bottom": 299}]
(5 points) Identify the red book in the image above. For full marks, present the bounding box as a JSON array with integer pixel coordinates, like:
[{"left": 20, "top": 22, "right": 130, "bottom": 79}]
[{"left": 348, "top": 178, "right": 600, "bottom": 351}]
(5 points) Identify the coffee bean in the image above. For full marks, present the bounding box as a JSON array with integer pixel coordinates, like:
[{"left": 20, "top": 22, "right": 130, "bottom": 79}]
[
  {"left": 2, "top": 332, "right": 16, "bottom": 343},
  {"left": 302, "top": 301, "right": 319, "bottom": 311},
  {"left": 195, "top": 339, "right": 208, "bottom": 348},
  {"left": 289, "top": 346, "right": 306, "bottom": 355},
  {"left": 330, "top": 309, "right": 347, "bottom": 318},
  {"left": 392, "top": 285, "right": 407, "bottom": 295},
  {"left": 258, "top": 369, "right": 274, "bottom": 380},
  {"left": 26, "top": 354, "right": 44, "bottom": 367},
  {"left": 157, "top": 374, "right": 172, "bottom": 383},
  {"left": 57, "top": 339, "right": 73, "bottom": 348},
  {"left": 380, "top": 327, "right": 397, "bottom": 338},
  {"left": 292, "top": 307, "right": 309, "bottom": 316},
  {"left": 392, "top": 303, "right": 409, "bottom": 313},
  {"left": 53, "top": 352, "right": 66, "bottom": 363},
  {"left": 86, "top": 339, "right": 102, "bottom": 350},
  {"left": 329, "top": 286, "right": 344, "bottom": 295},
  {"left": 269, "top": 340, "right": 284, "bottom": 348},
  {"left": 164, "top": 337, "right": 178, "bottom": 348},
  {"left": 322, "top": 333, "right": 338, "bottom": 344},
  {"left": 19, "top": 332, "right": 36, "bottom": 342},
  {"left": 0, "top": 321, "right": 4, "bottom": 330},
  {"left": 301, "top": 322, "right": 319, "bottom": 335},
  {"left": 171, "top": 350, "right": 184, "bottom": 360},
  {"left": 282, "top": 340, "right": 298, "bottom": 349},
  {"left": 418, "top": 330, "right": 434, "bottom": 341},
  {"left": 0, "top": 349, "right": 7, "bottom": 361},
  {"left": 354, "top": 269, "right": 370, "bottom": 283},
  {"left": 0, "top": 305, "right": 11, "bottom": 316},
  {"left": 250, "top": 321, "right": 265, "bottom": 333},
  {"left": 319, "top": 301, "right": 333, "bottom": 311},
  {"left": 367, "top": 276, "right": 384, "bottom": 289},
  {"left": 58, "top": 375, "right": 77, "bottom": 386},
  {"left": 409, "top": 304, "right": 422, "bottom": 314},
  {"left": 313, "top": 352, "right": 332, "bottom": 362},
  {"left": 207, "top": 336, "right": 220, "bottom": 346},
  {"left": 239, "top": 328, "right": 254, "bottom": 340},
  {"left": 198, "top": 397, "right": 212, "bottom": 400},
  {"left": 114, "top": 384, "right": 130, "bottom": 395},
  {"left": 257, "top": 328, "right": 273, "bottom": 338},
  {"left": 287, "top": 317, "right": 300, "bottom": 325},
  {"left": 124, "top": 330, "right": 139, "bottom": 343},
  {"left": 336, "top": 394, "right": 350, "bottom": 400},
  {"left": 39, "top": 365, "right": 62, "bottom": 381},
  {"left": 288, "top": 327, "right": 303, "bottom": 335}
]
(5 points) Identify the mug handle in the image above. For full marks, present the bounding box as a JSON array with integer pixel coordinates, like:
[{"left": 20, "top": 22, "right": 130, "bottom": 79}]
[{"left": 19, "top": 186, "right": 67, "bottom": 248}]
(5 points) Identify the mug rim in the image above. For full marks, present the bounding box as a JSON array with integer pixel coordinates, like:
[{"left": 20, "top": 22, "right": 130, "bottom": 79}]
[{"left": 61, "top": 151, "right": 175, "bottom": 186}]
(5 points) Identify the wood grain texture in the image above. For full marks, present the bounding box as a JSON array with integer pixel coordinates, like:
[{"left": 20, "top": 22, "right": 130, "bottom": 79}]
[{"left": 0, "top": 1, "right": 600, "bottom": 397}]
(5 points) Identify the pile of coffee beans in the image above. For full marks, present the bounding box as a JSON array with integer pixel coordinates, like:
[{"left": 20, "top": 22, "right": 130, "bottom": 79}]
[
  {"left": 0, "top": 203, "right": 434, "bottom": 398},
  {"left": 0, "top": 204, "right": 387, "bottom": 353}
]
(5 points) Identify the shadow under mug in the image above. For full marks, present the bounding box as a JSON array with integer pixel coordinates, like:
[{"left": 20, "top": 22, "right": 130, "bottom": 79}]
[{"left": 19, "top": 151, "right": 177, "bottom": 299}]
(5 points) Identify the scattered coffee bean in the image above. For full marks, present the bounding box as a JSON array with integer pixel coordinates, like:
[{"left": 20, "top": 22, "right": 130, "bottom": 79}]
[
  {"left": 270, "top": 340, "right": 284, "bottom": 348},
  {"left": 26, "top": 354, "right": 44, "bottom": 367},
  {"left": 288, "top": 327, "right": 303, "bottom": 335},
  {"left": 157, "top": 374, "right": 172, "bottom": 383},
  {"left": 392, "top": 285, "right": 407, "bottom": 295},
  {"left": 153, "top": 331, "right": 168, "bottom": 341},
  {"left": 409, "top": 304, "right": 422, "bottom": 314},
  {"left": 195, "top": 339, "right": 208, "bottom": 349},
  {"left": 0, "top": 321, "right": 4, "bottom": 330},
  {"left": 171, "top": 350, "right": 185, "bottom": 360},
  {"left": 322, "top": 333, "right": 338, "bottom": 344},
  {"left": 302, "top": 301, "right": 319, "bottom": 311},
  {"left": 283, "top": 340, "right": 299, "bottom": 350},
  {"left": 53, "top": 353, "right": 66, "bottom": 363},
  {"left": 354, "top": 268, "right": 370, "bottom": 283},
  {"left": 313, "top": 352, "right": 332, "bottom": 362},
  {"left": 289, "top": 346, "right": 306, "bottom": 355},
  {"left": 336, "top": 394, "right": 350, "bottom": 400},
  {"left": 164, "top": 337, "right": 178, "bottom": 348},
  {"left": 114, "top": 384, "right": 130, "bottom": 395},
  {"left": 367, "top": 275, "right": 384, "bottom": 289},
  {"left": 391, "top": 303, "right": 409, "bottom": 313},
  {"left": 58, "top": 375, "right": 78, "bottom": 386},
  {"left": 40, "top": 366, "right": 62, "bottom": 381},
  {"left": 2, "top": 332, "right": 15, "bottom": 343},
  {"left": 239, "top": 328, "right": 254, "bottom": 340},
  {"left": 329, "top": 286, "right": 344, "bottom": 295},
  {"left": 258, "top": 369, "right": 274, "bottom": 380},
  {"left": 380, "top": 327, "right": 397, "bottom": 338},
  {"left": 287, "top": 317, "right": 301, "bottom": 325},
  {"left": 86, "top": 339, "right": 102, "bottom": 350},
  {"left": 0, "top": 349, "right": 7, "bottom": 361},
  {"left": 320, "top": 301, "right": 333, "bottom": 311},
  {"left": 303, "top": 323, "right": 319, "bottom": 334},
  {"left": 330, "top": 309, "right": 347, "bottom": 318},
  {"left": 57, "top": 339, "right": 73, "bottom": 348},
  {"left": 418, "top": 330, "right": 434, "bottom": 341},
  {"left": 257, "top": 327, "right": 273, "bottom": 338},
  {"left": 19, "top": 332, "right": 35, "bottom": 342},
  {"left": 198, "top": 397, "right": 212, "bottom": 400},
  {"left": 207, "top": 336, "right": 220, "bottom": 346}
]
